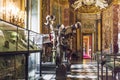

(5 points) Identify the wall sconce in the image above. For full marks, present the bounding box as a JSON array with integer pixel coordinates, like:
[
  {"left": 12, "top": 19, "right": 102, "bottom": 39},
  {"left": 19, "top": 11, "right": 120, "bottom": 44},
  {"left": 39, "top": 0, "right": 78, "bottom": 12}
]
[
  {"left": 0, "top": 6, "right": 6, "bottom": 19},
  {"left": 0, "top": 2, "right": 25, "bottom": 27}
]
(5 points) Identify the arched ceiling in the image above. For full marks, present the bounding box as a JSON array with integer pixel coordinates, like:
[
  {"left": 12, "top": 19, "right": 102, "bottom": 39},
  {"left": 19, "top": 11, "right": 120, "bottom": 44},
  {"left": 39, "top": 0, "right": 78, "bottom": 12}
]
[
  {"left": 69, "top": 0, "right": 113, "bottom": 5},
  {"left": 53, "top": 0, "right": 113, "bottom": 13},
  {"left": 70, "top": 0, "right": 113, "bottom": 13}
]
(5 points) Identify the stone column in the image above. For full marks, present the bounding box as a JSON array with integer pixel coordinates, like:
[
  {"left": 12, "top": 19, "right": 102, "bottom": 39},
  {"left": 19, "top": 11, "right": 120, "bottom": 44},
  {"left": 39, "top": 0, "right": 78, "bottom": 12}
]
[
  {"left": 113, "top": 5, "right": 119, "bottom": 53},
  {"left": 118, "top": 6, "right": 120, "bottom": 53}
]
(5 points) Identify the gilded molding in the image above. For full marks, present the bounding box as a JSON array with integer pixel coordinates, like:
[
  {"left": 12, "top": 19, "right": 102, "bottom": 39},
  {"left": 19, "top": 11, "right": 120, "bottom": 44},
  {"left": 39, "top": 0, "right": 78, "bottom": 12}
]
[
  {"left": 54, "top": 0, "right": 69, "bottom": 5},
  {"left": 77, "top": 13, "right": 101, "bottom": 20},
  {"left": 77, "top": 5, "right": 101, "bottom": 13}
]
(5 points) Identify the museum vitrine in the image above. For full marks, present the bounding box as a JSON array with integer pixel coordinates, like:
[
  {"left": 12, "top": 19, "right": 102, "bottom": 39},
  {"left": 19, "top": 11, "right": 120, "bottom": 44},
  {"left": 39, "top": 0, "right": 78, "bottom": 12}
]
[
  {"left": 0, "top": 20, "right": 43, "bottom": 79},
  {"left": 0, "top": 54, "right": 25, "bottom": 79},
  {"left": 0, "top": 20, "right": 42, "bottom": 52}
]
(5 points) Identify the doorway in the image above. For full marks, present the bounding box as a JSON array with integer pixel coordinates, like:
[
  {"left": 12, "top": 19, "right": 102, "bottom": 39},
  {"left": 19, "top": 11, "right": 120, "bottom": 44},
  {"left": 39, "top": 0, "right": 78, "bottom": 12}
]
[{"left": 82, "top": 34, "right": 92, "bottom": 59}]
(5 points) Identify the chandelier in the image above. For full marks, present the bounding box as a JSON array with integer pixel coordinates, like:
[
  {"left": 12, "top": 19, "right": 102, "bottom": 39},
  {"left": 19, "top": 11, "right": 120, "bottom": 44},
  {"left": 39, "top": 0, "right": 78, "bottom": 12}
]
[
  {"left": 0, "top": 2, "right": 25, "bottom": 27},
  {"left": 72, "top": 0, "right": 108, "bottom": 10}
]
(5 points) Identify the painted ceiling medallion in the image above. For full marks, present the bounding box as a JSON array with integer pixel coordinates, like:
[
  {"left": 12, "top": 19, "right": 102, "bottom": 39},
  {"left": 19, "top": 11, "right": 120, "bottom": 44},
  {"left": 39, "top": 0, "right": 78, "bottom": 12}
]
[{"left": 72, "top": 0, "right": 108, "bottom": 10}]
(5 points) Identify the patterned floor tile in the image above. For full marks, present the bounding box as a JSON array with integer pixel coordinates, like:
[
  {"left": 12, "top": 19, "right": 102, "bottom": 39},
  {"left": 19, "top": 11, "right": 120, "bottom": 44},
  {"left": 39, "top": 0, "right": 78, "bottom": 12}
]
[{"left": 67, "top": 60, "right": 113, "bottom": 80}]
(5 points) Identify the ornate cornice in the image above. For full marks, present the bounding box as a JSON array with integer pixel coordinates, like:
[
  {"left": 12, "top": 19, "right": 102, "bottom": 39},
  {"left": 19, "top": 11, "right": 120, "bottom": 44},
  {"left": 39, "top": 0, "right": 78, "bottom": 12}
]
[
  {"left": 54, "top": 0, "right": 69, "bottom": 5},
  {"left": 77, "top": 5, "right": 101, "bottom": 13},
  {"left": 77, "top": 13, "right": 101, "bottom": 20},
  {"left": 113, "top": 0, "right": 120, "bottom": 4}
]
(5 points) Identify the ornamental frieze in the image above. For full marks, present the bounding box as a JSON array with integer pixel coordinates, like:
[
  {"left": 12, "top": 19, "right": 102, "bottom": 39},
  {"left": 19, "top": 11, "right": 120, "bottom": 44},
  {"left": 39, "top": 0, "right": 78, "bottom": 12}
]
[
  {"left": 77, "top": 13, "right": 101, "bottom": 20},
  {"left": 81, "top": 23, "right": 96, "bottom": 33}
]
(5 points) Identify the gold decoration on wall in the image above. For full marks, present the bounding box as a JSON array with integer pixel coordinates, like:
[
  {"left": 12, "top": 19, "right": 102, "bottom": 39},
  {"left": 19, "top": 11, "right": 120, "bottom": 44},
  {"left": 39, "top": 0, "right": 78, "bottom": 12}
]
[
  {"left": 102, "top": 4, "right": 113, "bottom": 50},
  {"left": 81, "top": 21, "right": 96, "bottom": 33},
  {"left": 42, "top": 0, "right": 50, "bottom": 34},
  {"left": 78, "top": 5, "right": 101, "bottom": 13},
  {"left": 0, "top": 0, "right": 25, "bottom": 27},
  {"left": 54, "top": 0, "right": 68, "bottom": 5}
]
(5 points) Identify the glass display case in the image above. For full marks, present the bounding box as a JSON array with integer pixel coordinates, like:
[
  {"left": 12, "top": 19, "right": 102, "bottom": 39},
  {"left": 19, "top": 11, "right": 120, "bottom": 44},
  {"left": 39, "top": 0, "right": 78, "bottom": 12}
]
[
  {"left": 0, "top": 20, "right": 43, "bottom": 80},
  {"left": 0, "top": 54, "right": 25, "bottom": 79},
  {"left": 0, "top": 20, "right": 42, "bottom": 52},
  {"left": 28, "top": 52, "right": 41, "bottom": 79}
]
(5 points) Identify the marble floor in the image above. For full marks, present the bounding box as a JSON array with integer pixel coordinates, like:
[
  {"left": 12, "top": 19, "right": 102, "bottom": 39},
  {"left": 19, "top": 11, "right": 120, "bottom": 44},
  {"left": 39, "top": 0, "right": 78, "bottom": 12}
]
[
  {"left": 68, "top": 66, "right": 97, "bottom": 79},
  {"left": 67, "top": 59, "right": 115, "bottom": 80},
  {"left": 41, "top": 59, "right": 115, "bottom": 80},
  {"left": 67, "top": 60, "right": 98, "bottom": 80}
]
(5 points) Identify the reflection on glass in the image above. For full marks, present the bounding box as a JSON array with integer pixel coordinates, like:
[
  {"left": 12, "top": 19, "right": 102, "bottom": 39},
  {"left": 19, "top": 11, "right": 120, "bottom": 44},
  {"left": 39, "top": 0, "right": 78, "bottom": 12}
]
[
  {"left": 0, "top": 54, "right": 25, "bottom": 79},
  {"left": 0, "top": 20, "right": 42, "bottom": 52},
  {"left": 28, "top": 52, "right": 40, "bottom": 79}
]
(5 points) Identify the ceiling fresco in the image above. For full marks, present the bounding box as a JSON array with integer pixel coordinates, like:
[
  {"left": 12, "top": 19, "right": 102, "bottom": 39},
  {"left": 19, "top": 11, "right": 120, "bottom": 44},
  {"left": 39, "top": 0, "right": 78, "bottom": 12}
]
[
  {"left": 70, "top": 0, "right": 113, "bottom": 13},
  {"left": 69, "top": 0, "right": 113, "bottom": 4}
]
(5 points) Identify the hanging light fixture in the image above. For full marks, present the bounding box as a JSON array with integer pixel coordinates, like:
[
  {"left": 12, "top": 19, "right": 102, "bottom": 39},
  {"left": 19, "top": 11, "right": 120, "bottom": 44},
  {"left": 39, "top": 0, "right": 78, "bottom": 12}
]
[{"left": 0, "top": 2, "right": 25, "bottom": 27}]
